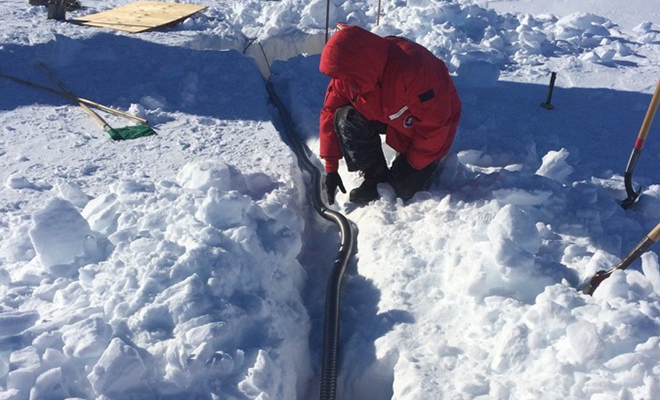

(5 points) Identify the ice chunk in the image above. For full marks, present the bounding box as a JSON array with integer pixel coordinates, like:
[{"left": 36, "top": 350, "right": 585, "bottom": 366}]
[
  {"left": 29, "top": 368, "right": 65, "bottom": 400},
  {"left": 5, "top": 174, "right": 37, "bottom": 190},
  {"left": 81, "top": 193, "right": 121, "bottom": 235},
  {"left": 487, "top": 205, "right": 541, "bottom": 268},
  {"left": 61, "top": 316, "right": 112, "bottom": 358},
  {"left": 29, "top": 198, "right": 94, "bottom": 271},
  {"left": 641, "top": 252, "right": 660, "bottom": 295},
  {"left": 492, "top": 189, "right": 552, "bottom": 206},
  {"left": 197, "top": 188, "right": 251, "bottom": 229},
  {"left": 593, "top": 270, "right": 629, "bottom": 300},
  {"left": 7, "top": 364, "right": 40, "bottom": 394},
  {"left": 457, "top": 149, "right": 483, "bottom": 165},
  {"left": 556, "top": 13, "right": 611, "bottom": 36},
  {"left": 9, "top": 346, "right": 40, "bottom": 370},
  {"left": 0, "top": 311, "right": 39, "bottom": 338},
  {"left": 238, "top": 350, "right": 283, "bottom": 399},
  {"left": 88, "top": 338, "right": 146, "bottom": 395},
  {"left": 535, "top": 148, "right": 573, "bottom": 183},
  {"left": 55, "top": 179, "right": 90, "bottom": 208},
  {"left": 177, "top": 161, "right": 248, "bottom": 194},
  {"left": 42, "top": 349, "right": 68, "bottom": 370},
  {"left": 0, "top": 223, "right": 36, "bottom": 262},
  {"left": 561, "top": 321, "right": 603, "bottom": 364},
  {"left": 491, "top": 323, "right": 530, "bottom": 372}
]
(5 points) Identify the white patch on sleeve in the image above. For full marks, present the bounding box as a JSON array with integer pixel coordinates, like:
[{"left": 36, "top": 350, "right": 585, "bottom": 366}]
[{"left": 389, "top": 106, "right": 409, "bottom": 120}]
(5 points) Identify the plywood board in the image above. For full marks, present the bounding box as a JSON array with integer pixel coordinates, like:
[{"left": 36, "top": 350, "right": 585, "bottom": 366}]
[{"left": 72, "top": 1, "right": 207, "bottom": 33}]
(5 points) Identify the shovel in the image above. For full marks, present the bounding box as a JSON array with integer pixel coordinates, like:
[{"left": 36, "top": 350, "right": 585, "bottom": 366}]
[
  {"left": 36, "top": 62, "right": 156, "bottom": 140},
  {"left": 0, "top": 70, "right": 147, "bottom": 124},
  {"left": 582, "top": 221, "right": 660, "bottom": 295},
  {"left": 621, "top": 77, "right": 660, "bottom": 208}
]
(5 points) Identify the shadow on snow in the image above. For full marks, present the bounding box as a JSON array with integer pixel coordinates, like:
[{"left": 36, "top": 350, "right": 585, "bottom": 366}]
[{"left": 0, "top": 33, "right": 271, "bottom": 122}]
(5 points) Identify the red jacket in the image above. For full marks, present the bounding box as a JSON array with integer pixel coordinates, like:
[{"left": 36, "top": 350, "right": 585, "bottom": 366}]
[{"left": 319, "top": 25, "right": 461, "bottom": 173}]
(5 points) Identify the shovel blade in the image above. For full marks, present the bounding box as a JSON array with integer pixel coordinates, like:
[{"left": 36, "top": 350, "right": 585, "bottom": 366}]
[
  {"left": 621, "top": 192, "right": 640, "bottom": 209},
  {"left": 106, "top": 125, "right": 157, "bottom": 141}
]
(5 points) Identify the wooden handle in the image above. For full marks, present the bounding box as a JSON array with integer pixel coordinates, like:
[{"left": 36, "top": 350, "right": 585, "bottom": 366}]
[
  {"left": 637, "top": 77, "right": 660, "bottom": 142},
  {"left": 0, "top": 69, "right": 147, "bottom": 124},
  {"left": 649, "top": 221, "right": 660, "bottom": 242},
  {"left": 36, "top": 62, "right": 113, "bottom": 131}
]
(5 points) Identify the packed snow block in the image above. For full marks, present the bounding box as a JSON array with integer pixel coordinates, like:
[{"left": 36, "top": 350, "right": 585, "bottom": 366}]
[
  {"left": 6, "top": 364, "right": 41, "bottom": 394},
  {"left": 0, "top": 222, "right": 36, "bottom": 263},
  {"left": 556, "top": 13, "right": 612, "bottom": 38},
  {"left": 61, "top": 316, "right": 112, "bottom": 359},
  {"left": 154, "top": 275, "right": 212, "bottom": 325},
  {"left": 41, "top": 349, "right": 68, "bottom": 370},
  {"left": 81, "top": 193, "right": 122, "bottom": 235},
  {"left": 0, "top": 389, "right": 21, "bottom": 400},
  {"left": 6, "top": 347, "right": 42, "bottom": 394},
  {"left": 641, "top": 252, "right": 660, "bottom": 295},
  {"left": 558, "top": 321, "right": 604, "bottom": 364},
  {"left": 32, "top": 332, "right": 64, "bottom": 354},
  {"left": 487, "top": 204, "right": 540, "bottom": 269},
  {"left": 28, "top": 198, "right": 95, "bottom": 273},
  {"left": 5, "top": 173, "right": 37, "bottom": 190},
  {"left": 88, "top": 338, "right": 147, "bottom": 395},
  {"left": 490, "top": 323, "right": 530, "bottom": 372},
  {"left": 29, "top": 367, "right": 65, "bottom": 400},
  {"left": 127, "top": 303, "right": 175, "bottom": 340},
  {"left": 197, "top": 188, "right": 251, "bottom": 229},
  {"left": 593, "top": 270, "right": 630, "bottom": 300},
  {"left": 9, "top": 346, "right": 40, "bottom": 370},
  {"left": 238, "top": 350, "right": 285, "bottom": 400},
  {"left": 536, "top": 148, "right": 573, "bottom": 184},
  {"left": 453, "top": 60, "right": 500, "bottom": 88},
  {"left": 55, "top": 179, "right": 90, "bottom": 208},
  {"left": 0, "top": 311, "right": 39, "bottom": 339},
  {"left": 177, "top": 161, "right": 248, "bottom": 194}
]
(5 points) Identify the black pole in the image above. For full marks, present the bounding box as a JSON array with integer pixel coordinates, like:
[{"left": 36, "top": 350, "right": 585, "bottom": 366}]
[
  {"left": 325, "top": 0, "right": 331, "bottom": 43},
  {"left": 541, "top": 71, "right": 557, "bottom": 110}
]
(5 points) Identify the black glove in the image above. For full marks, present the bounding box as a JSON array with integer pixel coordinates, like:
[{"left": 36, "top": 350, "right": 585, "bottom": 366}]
[{"left": 325, "top": 172, "right": 346, "bottom": 205}]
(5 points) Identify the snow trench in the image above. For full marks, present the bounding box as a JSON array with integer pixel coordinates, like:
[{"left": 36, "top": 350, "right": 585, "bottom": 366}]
[
  {"left": 4, "top": 2, "right": 660, "bottom": 399},
  {"left": 0, "top": 34, "right": 328, "bottom": 399}
]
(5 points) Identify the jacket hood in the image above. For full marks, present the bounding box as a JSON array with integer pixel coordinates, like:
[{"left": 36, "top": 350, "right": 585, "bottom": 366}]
[{"left": 319, "top": 24, "right": 390, "bottom": 94}]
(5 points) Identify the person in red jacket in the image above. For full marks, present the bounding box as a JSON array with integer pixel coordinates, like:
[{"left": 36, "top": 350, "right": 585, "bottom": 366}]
[{"left": 319, "top": 23, "right": 461, "bottom": 204}]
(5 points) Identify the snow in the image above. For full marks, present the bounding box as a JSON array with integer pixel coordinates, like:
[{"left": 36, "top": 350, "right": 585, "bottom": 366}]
[{"left": 1, "top": 0, "right": 660, "bottom": 399}]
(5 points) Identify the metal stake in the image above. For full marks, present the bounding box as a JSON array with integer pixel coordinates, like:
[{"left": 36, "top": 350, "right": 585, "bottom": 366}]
[{"left": 541, "top": 71, "right": 557, "bottom": 110}]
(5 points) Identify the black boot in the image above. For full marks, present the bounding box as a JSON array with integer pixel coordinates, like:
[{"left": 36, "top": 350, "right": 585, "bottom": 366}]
[{"left": 349, "top": 162, "right": 389, "bottom": 203}]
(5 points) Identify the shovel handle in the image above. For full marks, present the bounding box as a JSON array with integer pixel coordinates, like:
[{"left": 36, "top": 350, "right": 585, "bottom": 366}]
[
  {"left": 0, "top": 70, "right": 147, "bottom": 124},
  {"left": 635, "top": 77, "right": 660, "bottom": 148},
  {"left": 584, "top": 220, "right": 660, "bottom": 295},
  {"left": 36, "top": 62, "right": 114, "bottom": 132}
]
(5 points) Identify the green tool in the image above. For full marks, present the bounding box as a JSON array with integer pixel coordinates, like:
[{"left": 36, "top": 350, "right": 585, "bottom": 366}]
[{"left": 36, "top": 62, "right": 156, "bottom": 140}]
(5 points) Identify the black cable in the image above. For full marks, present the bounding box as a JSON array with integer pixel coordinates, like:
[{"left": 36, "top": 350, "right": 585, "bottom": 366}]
[{"left": 265, "top": 81, "right": 355, "bottom": 400}]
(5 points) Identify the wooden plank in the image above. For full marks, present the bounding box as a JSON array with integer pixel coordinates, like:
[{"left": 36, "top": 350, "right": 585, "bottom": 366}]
[
  {"left": 75, "top": 3, "right": 205, "bottom": 25},
  {"left": 71, "top": 1, "right": 207, "bottom": 33},
  {"left": 77, "top": 22, "right": 153, "bottom": 33},
  {"left": 78, "top": 2, "right": 205, "bottom": 23}
]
